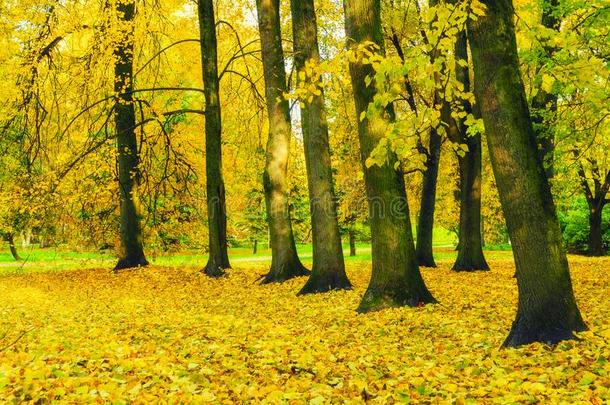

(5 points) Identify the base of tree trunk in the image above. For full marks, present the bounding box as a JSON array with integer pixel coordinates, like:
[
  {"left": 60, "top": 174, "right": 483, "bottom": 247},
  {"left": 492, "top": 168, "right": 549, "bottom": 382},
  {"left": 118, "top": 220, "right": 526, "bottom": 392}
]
[
  {"left": 298, "top": 271, "right": 352, "bottom": 295},
  {"left": 452, "top": 255, "right": 489, "bottom": 272},
  {"left": 202, "top": 257, "right": 228, "bottom": 278},
  {"left": 357, "top": 286, "right": 436, "bottom": 313},
  {"left": 416, "top": 253, "right": 437, "bottom": 268},
  {"left": 503, "top": 316, "right": 587, "bottom": 347},
  {"left": 261, "top": 261, "right": 310, "bottom": 284},
  {"left": 587, "top": 247, "right": 605, "bottom": 257},
  {"left": 114, "top": 255, "right": 149, "bottom": 271}
]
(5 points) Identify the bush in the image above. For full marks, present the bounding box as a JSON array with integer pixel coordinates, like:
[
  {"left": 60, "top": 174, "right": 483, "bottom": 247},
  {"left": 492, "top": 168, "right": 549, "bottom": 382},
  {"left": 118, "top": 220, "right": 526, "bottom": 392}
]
[{"left": 558, "top": 198, "right": 610, "bottom": 254}]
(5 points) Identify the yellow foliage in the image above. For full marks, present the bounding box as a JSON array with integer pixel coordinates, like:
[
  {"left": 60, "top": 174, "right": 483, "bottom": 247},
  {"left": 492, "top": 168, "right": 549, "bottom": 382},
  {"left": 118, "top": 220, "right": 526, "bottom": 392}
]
[{"left": 0, "top": 256, "right": 608, "bottom": 403}]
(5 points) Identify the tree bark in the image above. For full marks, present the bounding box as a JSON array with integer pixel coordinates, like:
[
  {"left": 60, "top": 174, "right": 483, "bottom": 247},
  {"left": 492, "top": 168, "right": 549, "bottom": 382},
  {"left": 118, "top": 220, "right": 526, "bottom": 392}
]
[
  {"left": 252, "top": 239, "right": 258, "bottom": 255},
  {"left": 256, "top": 0, "right": 309, "bottom": 283},
  {"left": 415, "top": 127, "right": 441, "bottom": 268},
  {"left": 450, "top": 32, "right": 488, "bottom": 271},
  {"left": 6, "top": 233, "right": 21, "bottom": 261},
  {"left": 198, "top": 0, "right": 231, "bottom": 277},
  {"left": 349, "top": 230, "right": 357, "bottom": 257},
  {"left": 113, "top": 0, "right": 148, "bottom": 271},
  {"left": 413, "top": 0, "right": 444, "bottom": 269},
  {"left": 468, "top": 0, "right": 586, "bottom": 346},
  {"left": 576, "top": 161, "right": 609, "bottom": 256},
  {"left": 452, "top": 134, "right": 488, "bottom": 271},
  {"left": 291, "top": 0, "right": 351, "bottom": 294},
  {"left": 344, "top": 0, "right": 435, "bottom": 312},
  {"left": 588, "top": 204, "right": 605, "bottom": 256}
]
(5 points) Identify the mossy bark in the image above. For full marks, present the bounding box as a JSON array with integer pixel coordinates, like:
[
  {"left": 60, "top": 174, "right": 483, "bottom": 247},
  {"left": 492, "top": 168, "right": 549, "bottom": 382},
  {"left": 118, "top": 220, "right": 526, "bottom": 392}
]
[
  {"left": 468, "top": 0, "right": 586, "bottom": 347},
  {"left": 344, "top": 0, "right": 435, "bottom": 312},
  {"left": 256, "top": 0, "right": 309, "bottom": 283},
  {"left": 113, "top": 0, "right": 148, "bottom": 271},
  {"left": 198, "top": 0, "right": 230, "bottom": 277}
]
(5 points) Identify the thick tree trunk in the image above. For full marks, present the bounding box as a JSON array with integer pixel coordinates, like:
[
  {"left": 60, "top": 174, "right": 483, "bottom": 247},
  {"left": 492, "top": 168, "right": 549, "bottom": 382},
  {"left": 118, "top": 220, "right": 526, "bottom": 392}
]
[
  {"left": 256, "top": 0, "right": 308, "bottom": 283},
  {"left": 344, "top": 0, "right": 435, "bottom": 312},
  {"left": 415, "top": 128, "right": 441, "bottom": 268},
  {"left": 468, "top": 0, "right": 586, "bottom": 347},
  {"left": 349, "top": 230, "right": 356, "bottom": 257},
  {"left": 291, "top": 0, "right": 351, "bottom": 294},
  {"left": 588, "top": 204, "right": 605, "bottom": 256},
  {"left": 113, "top": 0, "right": 148, "bottom": 271},
  {"left": 198, "top": 0, "right": 231, "bottom": 277},
  {"left": 451, "top": 32, "right": 488, "bottom": 271},
  {"left": 7, "top": 233, "right": 21, "bottom": 261}
]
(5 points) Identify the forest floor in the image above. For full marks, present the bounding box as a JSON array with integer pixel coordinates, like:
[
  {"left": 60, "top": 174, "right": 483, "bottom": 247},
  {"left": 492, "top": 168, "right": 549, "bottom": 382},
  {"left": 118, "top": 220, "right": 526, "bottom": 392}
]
[{"left": 0, "top": 253, "right": 608, "bottom": 403}]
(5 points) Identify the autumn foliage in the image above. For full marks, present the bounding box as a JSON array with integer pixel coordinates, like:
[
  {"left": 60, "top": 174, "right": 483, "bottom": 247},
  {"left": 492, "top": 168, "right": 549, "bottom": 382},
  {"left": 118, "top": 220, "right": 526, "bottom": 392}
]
[{"left": 0, "top": 255, "right": 608, "bottom": 403}]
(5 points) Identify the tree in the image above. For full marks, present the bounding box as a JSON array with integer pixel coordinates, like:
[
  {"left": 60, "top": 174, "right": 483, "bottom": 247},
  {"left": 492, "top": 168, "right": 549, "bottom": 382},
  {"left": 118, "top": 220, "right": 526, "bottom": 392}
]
[
  {"left": 575, "top": 157, "right": 610, "bottom": 256},
  {"left": 344, "top": 0, "right": 435, "bottom": 312},
  {"left": 113, "top": 0, "right": 149, "bottom": 270},
  {"left": 530, "top": 0, "right": 560, "bottom": 179},
  {"left": 413, "top": 0, "right": 443, "bottom": 269},
  {"left": 415, "top": 128, "right": 442, "bottom": 268},
  {"left": 524, "top": 0, "right": 610, "bottom": 256},
  {"left": 198, "top": 0, "right": 231, "bottom": 277},
  {"left": 2, "top": 233, "right": 21, "bottom": 261},
  {"left": 448, "top": 33, "right": 488, "bottom": 272},
  {"left": 291, "top": 0, "right": 351, "bottom": 294},
  {"left": 255, "top": 0, "right": 309, "bottom": 283},
  {"left": 467, "top": 0, "right": 586, "bottom": 346}
]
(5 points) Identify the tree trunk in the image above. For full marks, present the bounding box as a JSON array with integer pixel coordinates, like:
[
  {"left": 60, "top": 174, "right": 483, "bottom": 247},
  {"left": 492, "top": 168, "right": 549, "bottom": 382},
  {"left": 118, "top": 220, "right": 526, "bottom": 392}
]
[
  {"left": 21, "top": 229, "right": 32, "bottom": 248},
  {"left": 415, "top": 128, "right": 441, "bottom": 268},
  {"left": 198, "top": 0, "right": 231, "bottom": 277},
  {"left": 349, "top": 230, "right": 356, "bottom": 257},
  {"left": 344, "top": 0, "right": 435, "bottom": 312},
  {"left": 452, "top": 136, "right": 488, "bottom": 271},
  {"left": 413, "top": 0, "right": 444, "bottom": 269},
  {"left": 588, "top": 204, "right": 605, "bottom": 256},
  {"left": 112, "top": 0, "right": 148, "bottom": 271},
  {"left": 39, "top": 235, "right": 50, "bottom": 249},
  {"left": 481, "top": 215, "right": 485, "bottom": 247},
  {"left": 291, "top": 0, "right": 351, "bottom": 294},
  {"left": 252, "top": 239, "right": 258, "bottom": 255},
  {"left": 256, "top": 0, "right": 308, "bottom": 283},
  {"left": 450, "top": 32, "right": 488, "bottom": 271},
  {"left": 468, "top": 0, "right": 586, "bottom": 347},
  {"left": 7, "top": 233, "right": 21, "bottom": 261}
]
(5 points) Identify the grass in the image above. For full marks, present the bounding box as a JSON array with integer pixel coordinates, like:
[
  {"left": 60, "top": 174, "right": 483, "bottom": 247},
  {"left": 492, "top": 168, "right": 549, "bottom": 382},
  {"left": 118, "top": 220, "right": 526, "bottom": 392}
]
[
  {"left": 0, "top": 225, "right": 470, "bottom": 273},
  {"left": 0, "top": 240, "right": 517, "bottom": 276}
]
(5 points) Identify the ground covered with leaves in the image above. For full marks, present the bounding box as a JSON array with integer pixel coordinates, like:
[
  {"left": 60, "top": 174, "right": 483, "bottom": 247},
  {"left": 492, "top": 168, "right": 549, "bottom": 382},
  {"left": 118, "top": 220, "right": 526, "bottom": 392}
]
[{"left": 0, "top": 255, "right": 609, "bottom": 403}]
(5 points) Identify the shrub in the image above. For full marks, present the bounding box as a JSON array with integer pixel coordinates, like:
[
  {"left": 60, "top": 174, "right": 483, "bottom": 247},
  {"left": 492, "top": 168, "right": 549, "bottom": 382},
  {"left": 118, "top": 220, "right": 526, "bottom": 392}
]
[{"left": 558, "top": 198, "right": 610, "bottom": 255}]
